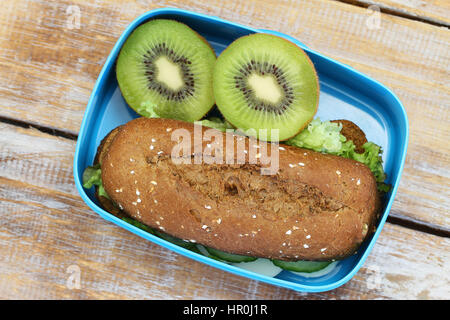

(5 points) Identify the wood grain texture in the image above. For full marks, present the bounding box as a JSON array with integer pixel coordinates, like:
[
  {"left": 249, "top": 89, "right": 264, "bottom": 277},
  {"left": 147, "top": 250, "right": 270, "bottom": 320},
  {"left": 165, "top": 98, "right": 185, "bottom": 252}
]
[
  {"left": 337, "top": 0, "right": 450, "bottom": 26},
  {"left": 0, "top": 122, "right": 449, "bottom": 299},
  {"left": 1, "top": 178, "right": 449, "bottom": 300},
  {"left": 0, "top": 0, "right": 448, "bottom": 229}
]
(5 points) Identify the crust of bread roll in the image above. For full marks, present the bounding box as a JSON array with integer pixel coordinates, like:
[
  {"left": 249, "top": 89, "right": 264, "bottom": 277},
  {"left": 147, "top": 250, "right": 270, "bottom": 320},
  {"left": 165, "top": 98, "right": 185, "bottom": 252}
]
[{"left": 99, "top": 118, "right": 380, "bottom": 261}]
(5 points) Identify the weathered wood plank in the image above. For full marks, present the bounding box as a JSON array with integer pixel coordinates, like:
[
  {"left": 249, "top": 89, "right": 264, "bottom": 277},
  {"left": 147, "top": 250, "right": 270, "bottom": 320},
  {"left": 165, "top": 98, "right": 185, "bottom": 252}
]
[
  {"left": 336, "top": 0, "right": 450, "bottom": 26},
  {"left": 0, "top": 124, "right": 76, "bottom": 195},
  {"left": 0, "top": 0, "right": 448, "bottom": 229},
  {"left": 1, "top": 177, "right": 449, "bottom": 299},
  {"left": 0, "top": 122, "right": 449, "bottom": 299}
]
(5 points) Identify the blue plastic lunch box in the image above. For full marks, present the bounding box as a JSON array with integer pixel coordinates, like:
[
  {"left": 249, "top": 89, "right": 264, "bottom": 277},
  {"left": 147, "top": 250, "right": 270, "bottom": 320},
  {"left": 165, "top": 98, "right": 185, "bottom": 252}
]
[{"left": 73, "top": 8, "right": 409, "bottom": 293}]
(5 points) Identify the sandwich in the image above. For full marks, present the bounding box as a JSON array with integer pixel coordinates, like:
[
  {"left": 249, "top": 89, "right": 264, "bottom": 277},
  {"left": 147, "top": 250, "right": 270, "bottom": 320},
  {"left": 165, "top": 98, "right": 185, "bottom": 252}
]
[{"left": 82, "top": 117, "right": 386, "bottom": 272}]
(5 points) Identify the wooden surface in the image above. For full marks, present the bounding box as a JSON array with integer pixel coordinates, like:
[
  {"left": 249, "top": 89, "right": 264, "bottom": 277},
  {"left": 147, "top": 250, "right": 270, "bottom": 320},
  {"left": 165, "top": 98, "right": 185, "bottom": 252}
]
[
  {"left": 340, "top": 0, "right": 450, "bottom": 26},
  {"left": 0, "top": 0, "right": 448, "bottom": 300}
]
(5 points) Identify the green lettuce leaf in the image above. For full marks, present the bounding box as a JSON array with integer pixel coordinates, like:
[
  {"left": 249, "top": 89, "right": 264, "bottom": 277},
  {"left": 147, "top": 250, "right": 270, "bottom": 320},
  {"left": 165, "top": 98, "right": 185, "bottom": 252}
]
[
  {"left": 82, "top": 163, "right": 101, "bottom": 188},
  {"left": 352, "top": 142, "right": 386, "bottom": 184},
  {"left": 135, "top": 101, "right": 160, "bottom": 118},
  {"left": 198, "top": 117, "right": 234, "bottom": 132},
  {"left": 121, "top": 217, "right": 154, "bottom": 234},
  {"left": 286, "top": 118, "right": 389, "bottom": 192},
  {"left": 82, "top": 164, "right": 110, "bottom": 199},
  {"left": 286, "top": 119, "right": 351, "bottom": 155}
]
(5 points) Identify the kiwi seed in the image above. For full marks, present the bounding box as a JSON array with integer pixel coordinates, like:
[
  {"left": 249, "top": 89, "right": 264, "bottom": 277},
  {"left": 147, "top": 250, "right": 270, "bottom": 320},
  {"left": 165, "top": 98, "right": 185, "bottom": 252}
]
[
  {"left": 233, "top": 60, "right": 294, "bottom": 115},
  {"left": 143, "top": 42, "right": 195, "bottom": 101}
]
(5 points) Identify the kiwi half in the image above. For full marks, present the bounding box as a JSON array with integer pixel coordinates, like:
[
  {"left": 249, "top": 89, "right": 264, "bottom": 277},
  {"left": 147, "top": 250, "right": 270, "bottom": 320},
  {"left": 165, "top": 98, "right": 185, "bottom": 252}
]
[
  {"left": 213, "top": 33, "right": 319, "bottom": 141},
  {"left": 116, "top": 19, "right": 216, "bottom": 122}
]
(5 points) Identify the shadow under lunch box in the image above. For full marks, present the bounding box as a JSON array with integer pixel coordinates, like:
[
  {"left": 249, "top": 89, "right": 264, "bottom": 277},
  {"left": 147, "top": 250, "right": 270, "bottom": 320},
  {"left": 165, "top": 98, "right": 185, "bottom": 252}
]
[{"left": 73, "top": 8, "right": 409, "bottom": 293}]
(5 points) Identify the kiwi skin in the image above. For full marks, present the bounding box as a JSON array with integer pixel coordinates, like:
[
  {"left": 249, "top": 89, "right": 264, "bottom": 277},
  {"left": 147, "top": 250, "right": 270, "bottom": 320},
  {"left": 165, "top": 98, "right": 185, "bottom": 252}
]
[
  {"left": 116, "top": 19, "right": 216, "bottom": 122},
  {"left": 213, "top": 33, "right": 320, "bottom": 141}
]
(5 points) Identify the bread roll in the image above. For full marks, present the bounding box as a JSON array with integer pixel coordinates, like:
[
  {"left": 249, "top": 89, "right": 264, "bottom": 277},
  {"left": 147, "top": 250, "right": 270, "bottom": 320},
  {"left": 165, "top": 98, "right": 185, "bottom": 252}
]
[{"left": 99, "top": 118, "right": 380, "bottom": 261}]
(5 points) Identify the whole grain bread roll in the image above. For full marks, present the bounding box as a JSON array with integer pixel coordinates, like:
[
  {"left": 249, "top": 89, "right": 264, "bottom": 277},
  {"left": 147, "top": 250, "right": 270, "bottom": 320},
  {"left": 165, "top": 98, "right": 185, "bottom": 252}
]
[{"left": 99, "top": 117, "right": 380, "bottom": 261}]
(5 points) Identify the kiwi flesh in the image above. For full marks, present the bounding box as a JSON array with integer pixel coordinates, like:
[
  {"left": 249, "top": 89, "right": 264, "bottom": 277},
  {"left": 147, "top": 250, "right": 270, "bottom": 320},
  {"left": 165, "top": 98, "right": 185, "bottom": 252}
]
[
  {"left": 116, "top": 19, "right": 216, "bottom": 122},
  {"left": 213, "top": 33, "right": 319, "bottom": 141}
]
